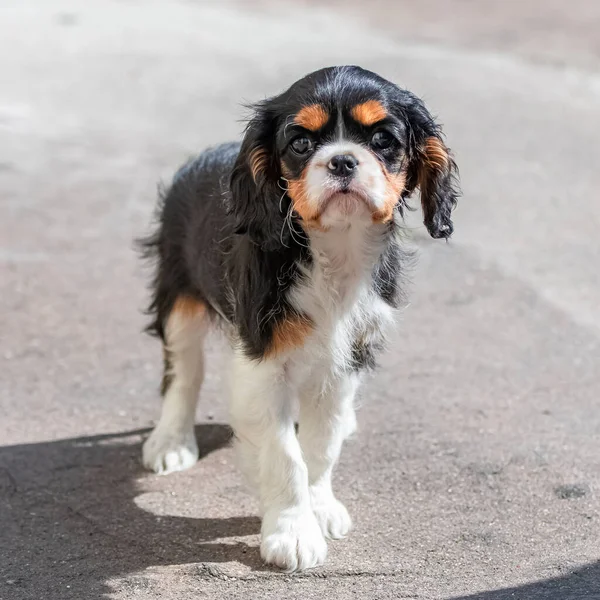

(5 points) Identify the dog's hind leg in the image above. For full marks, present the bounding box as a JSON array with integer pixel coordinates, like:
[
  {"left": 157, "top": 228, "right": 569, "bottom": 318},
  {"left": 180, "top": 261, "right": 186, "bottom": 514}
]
[{"left": 143, "top": 296, "right": 208, "bottom": 475}]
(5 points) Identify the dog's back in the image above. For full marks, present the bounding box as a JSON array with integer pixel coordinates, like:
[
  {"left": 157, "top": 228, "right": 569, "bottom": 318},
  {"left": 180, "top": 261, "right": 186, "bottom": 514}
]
[{"left": 139, "top": 142, "right": 240, "bottom": 339}]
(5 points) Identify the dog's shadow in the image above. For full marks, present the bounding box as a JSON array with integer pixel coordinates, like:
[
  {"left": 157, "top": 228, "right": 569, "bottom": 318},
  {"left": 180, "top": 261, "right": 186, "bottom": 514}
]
[{"left": 0, "top": 424, "right": 263, "bottom": 599}]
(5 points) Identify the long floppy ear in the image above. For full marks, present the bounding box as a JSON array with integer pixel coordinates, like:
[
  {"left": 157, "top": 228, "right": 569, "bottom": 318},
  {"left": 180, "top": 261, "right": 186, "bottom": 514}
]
[
  {"left": 402, "top": 94, "right": 460, "bottom": 239},
  {"left": 229, "top": 102, "right": 290, "bottom": 251}
]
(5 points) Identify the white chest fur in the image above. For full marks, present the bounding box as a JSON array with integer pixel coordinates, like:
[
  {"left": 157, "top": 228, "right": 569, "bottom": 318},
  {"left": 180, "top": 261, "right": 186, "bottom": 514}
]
[{"left": 287, "top": 218, "right": 397, "bottom": 381}]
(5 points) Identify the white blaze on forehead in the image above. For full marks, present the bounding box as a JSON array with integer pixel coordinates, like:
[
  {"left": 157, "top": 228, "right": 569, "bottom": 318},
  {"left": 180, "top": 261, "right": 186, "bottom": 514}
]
[{"left": 303, "top": 140, "right": 388, "bottom": 217}]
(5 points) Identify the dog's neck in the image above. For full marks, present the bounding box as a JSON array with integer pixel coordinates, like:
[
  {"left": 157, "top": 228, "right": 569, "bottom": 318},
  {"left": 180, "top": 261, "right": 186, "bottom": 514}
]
[{"left": 300, "top": 217, "right": 392, "bottom": 314}]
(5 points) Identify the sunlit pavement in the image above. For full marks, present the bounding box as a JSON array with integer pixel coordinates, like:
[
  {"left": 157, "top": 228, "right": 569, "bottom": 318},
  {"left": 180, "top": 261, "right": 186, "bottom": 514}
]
[{"left": 1, "top": 2, "right": 599, "bottom": 598}]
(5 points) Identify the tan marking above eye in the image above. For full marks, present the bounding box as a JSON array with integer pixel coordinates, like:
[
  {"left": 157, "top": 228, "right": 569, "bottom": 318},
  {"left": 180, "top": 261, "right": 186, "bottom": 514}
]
[
  {"left": 351, "top": 100, "right": 387, "bottom": 126},
  {"left": 294, "top": 104, "right": 329, "bottom": 131}
]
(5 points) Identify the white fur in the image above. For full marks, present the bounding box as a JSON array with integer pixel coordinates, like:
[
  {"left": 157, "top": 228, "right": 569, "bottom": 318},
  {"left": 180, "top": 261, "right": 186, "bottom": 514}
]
[
  {"left": 143, "top": 305, "right": 208, "bottom": 475},
  {"left": 304, "top": 140, "right": 388, "bottom": 221},
  {"left": 229, "top": 352, "right": 328, "bottom": 571},
  {"left": 299, "top": 373, "right": 359, "bottom": 539},
  {"left": 229, "top": 208, "right": 397, "bottom": 570}
]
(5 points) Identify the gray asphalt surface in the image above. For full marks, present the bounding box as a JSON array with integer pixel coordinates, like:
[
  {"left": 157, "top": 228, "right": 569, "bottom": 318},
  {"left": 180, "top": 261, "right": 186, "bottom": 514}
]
[{"left": 1, "top": 1, "right": 599, "bottom": 599}]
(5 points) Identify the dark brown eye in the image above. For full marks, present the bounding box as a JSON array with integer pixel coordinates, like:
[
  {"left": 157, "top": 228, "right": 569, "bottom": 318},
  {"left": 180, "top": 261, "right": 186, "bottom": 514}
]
[
  {"left": 371, "top": 130, "right": 394, "bottom": 150},
  {"left": 290, "top": 136, "right": 313, "bottom": 155}
]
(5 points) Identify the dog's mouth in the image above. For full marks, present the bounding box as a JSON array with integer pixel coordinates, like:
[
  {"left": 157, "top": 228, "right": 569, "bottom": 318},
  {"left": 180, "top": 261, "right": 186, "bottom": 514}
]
[{"left": 320, "top": 183, "right": 375, "bottom": 215}]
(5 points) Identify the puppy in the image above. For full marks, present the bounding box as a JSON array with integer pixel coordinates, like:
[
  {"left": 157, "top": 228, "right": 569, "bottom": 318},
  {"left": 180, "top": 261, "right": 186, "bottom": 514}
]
[{"left": 139, "top": 66, "right": 459, "bottom": 571}]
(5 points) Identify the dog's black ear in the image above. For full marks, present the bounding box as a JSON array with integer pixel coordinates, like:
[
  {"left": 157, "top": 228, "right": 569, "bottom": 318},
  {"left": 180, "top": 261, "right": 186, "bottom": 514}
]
[
  {"left": 401, "top": 94, "right": 460, "bottom": 239},
  {"left": 229, "top": 102, "right": 289, "bottom": 251}
]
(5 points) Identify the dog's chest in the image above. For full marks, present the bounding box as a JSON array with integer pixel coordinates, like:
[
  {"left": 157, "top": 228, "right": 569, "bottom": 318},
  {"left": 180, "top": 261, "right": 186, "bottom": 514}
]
[{"left": 288, "top": 226, "right": 395, "bottom": 376}]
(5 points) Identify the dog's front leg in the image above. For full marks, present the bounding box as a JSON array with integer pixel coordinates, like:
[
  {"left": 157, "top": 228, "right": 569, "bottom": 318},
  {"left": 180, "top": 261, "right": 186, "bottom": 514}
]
[
  {"left": 298, "top": 372, "right": 360, "bottom": 540},
  {"left": 229, "top": 352, "right": 327, "bottom": 571}
]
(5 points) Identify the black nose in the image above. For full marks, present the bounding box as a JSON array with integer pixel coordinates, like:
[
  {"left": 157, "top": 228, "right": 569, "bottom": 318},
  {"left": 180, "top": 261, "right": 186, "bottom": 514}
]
[{"left": 327, "top": 154, "right": 358, "bottom": 177}]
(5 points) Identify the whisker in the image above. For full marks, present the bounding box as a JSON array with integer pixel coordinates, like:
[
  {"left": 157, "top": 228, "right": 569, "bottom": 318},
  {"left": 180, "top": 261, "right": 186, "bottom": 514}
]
[
  {"left": 286, "top": 203, "right": 309, "bottom": 249},
  {"left": 278, "top": 189, "right": 287, "bottom": 214}
]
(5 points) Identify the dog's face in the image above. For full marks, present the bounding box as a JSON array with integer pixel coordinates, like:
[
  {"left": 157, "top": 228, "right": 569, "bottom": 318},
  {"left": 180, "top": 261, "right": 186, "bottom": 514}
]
[
  {"left": 278, "top": 93, "right": 408, "bottom": 229},
  {"left": 231, "top": 66, "right": 459, "bottom": 249}
]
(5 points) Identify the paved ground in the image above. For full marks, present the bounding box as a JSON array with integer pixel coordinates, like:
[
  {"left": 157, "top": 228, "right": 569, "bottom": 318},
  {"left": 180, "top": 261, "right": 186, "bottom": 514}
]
[{"left": 1, "top": 1, "right": 600, "bottom": 599}]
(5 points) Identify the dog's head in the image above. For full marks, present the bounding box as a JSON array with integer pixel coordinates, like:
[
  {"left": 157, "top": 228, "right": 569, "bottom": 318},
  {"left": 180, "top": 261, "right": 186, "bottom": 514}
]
[{"left": 230, "top": 66, "right": 460, "bottom": 250}]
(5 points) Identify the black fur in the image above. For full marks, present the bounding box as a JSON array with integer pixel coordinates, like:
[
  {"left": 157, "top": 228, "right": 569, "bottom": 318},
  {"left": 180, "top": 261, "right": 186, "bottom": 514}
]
[
  {"left": 372, "top": 230, "right": 411, "bottom": 309},
  {"left": 349, "top": 339, "right": 379, "bottom": 372},
  {"left": 138, "top": 66, "right": 460, "bottom": 362},
  {"left": 396, "top": 91, "right": 460, "bottom": 239},
  {"left": 138, "top": 141, "right": 310, "bottom": 360},
  {"left": 160, "top": 348, "right": 174, "bottom": 396},
  {"left": 229, "top": 104, "right": 295, "bottom": 251},
  {"left": 138, "top": 143, "right": 240, "bottom": 339}
]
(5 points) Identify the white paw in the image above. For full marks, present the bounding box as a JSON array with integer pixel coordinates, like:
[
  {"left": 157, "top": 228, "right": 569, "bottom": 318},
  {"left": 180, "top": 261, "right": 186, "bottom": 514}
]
[
  {"left": 142, "top": 426, "right": 198, "bottom": 475},
  {"left": 261, "top": 507, "right": 327, "bottom": 572},
  {"left": 311, "top": 492, "right": 352, "bottom": 540}
]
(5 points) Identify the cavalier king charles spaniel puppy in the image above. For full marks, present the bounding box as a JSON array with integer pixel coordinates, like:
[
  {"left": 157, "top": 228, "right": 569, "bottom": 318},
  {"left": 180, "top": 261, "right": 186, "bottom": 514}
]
[{"left": 139, "top": 66, "right": 459, "bottom": 571}]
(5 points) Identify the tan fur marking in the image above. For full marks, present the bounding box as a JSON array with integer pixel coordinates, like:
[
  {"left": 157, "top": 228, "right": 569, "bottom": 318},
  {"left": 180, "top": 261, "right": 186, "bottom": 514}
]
[
  {"left": 266, "top": 315, "right": 313, "bottom": 357},
  {"left": 249, "top": 147, "right": 268, "bottom": 182},
  {"left": 423, "top": 137, "right": 450, "bottom": 171},
  {"left": 162, "top": 297, "right": 205, "bottom": 394},
  {"left": 170, "top": 296, "right": 206, "bottom": 322},
  {"left": 287, "top": 175, "right": 320, "bottom": 223},
  {"left": 281, "top": 164, "right": 328, "bottom": 229},
  {"left": 372, "top": 169, "right": 406, "bottom": 223},
  {"left": 351, "top": 100, "right": 387, "bottom": 126},
  {"left": 294, "top": 104, "right": 329, "bottom": 131}
]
